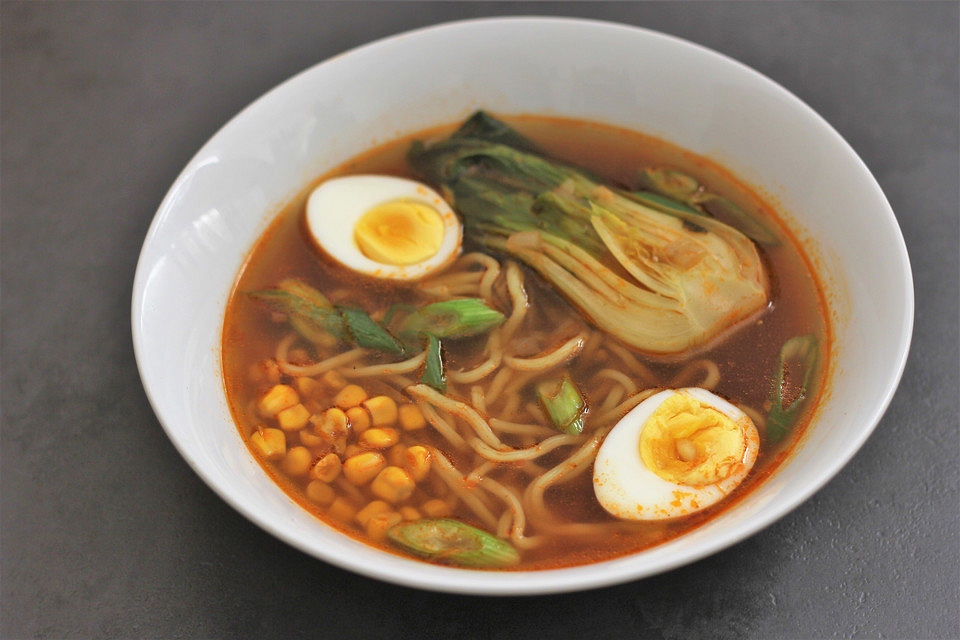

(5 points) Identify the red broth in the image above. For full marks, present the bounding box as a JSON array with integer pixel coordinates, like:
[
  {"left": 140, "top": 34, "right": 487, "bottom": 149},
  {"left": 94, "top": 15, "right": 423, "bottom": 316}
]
[{"left": 222, "top": 115, "right": 830, "bottom": 570}]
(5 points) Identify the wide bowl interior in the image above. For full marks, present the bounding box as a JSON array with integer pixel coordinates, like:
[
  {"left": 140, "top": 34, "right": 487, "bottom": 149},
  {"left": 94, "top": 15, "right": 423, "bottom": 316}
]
[{"left": 132, "top": 17, "right": 912, "bottom": 595}]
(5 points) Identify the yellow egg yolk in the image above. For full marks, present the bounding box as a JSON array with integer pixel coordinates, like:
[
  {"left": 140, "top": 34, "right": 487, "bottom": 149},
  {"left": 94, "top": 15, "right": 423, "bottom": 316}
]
[
  {"left": 354, "top": 200, "right": 444, "bottom": 266},
  {"left": 639, "top": 393, "right": 746, "bottom": 487}
]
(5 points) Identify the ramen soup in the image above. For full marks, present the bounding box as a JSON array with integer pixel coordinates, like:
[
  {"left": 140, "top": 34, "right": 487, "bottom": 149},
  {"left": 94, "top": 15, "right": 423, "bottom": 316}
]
[{"left": 222, "top": 112, "right": 829, "bottom": 570}]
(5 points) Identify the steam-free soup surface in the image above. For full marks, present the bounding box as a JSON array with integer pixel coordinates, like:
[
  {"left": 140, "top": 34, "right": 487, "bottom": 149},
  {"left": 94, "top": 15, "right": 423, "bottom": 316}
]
[{"left": 222, "top": 115, "right": 829, "bottom": 570}]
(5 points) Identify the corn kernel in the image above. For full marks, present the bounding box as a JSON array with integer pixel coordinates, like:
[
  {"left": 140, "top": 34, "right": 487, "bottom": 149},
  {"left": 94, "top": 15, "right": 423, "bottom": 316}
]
[
  {"left": 332, "top": 436, "right": 348, "bottom": 456},
  {"left": 295, "top": 376, "right": 323, "bottom": 399},
  {"left": 370, "top": 466, "right": 415, "bottom": 504},
  {"left": 386, "top": 444, "right": 407, "bottom": 467},
  {"left": 334, "top": 384, "right": 368, "bottom": 409},
  {"left": 421, "top": 499, "right": 451, "bottom": 518},
  {"left": 327, "top": 497, "right": 356, "bottom": 523},
  {"left": 399, "top": 506, "right": 421, "bottom": 521},
  {"left": 320, "top": 370, "right": 348, "bottom": 390},
  {"left": 355, "top": 500, "right": 392, "bottom": 527},
  {"left": 363, "top": 395, "right": 398, "bottom": 427},
  {"left": 398, "top": 403, "right": 427, "bottom": 431},
  {"left": 298, "top": 429, "right": 324, "bottom": 447},
  {"left": 248, "top": 359, "right": 281, "bottom": 385},
  {"left": 305, "top": 480, "right": 336, "bottom": 505},
  {"left": 365, "top": 512, "right": 402, "bottom": 542},
  {"left": 343, "top": 444, "right": 362, "bottom": 458},
  {"left": 258, "top": 384, "right": 299, "bottom": 417},
  {"left": 277, "top": 403, "right": 311, "bottom": 431},
  {"left": 249, "top": 428, "right": 286, "bottom": 460},
  {"left": 310, "top": 453, "right": 341, "bottom": 482},
  {"left": 311, "top": 407, "right": 349, "bottom": 441},
  {"left": 282, "top": 446, "right": 312, "bottom": 476},
  {"left": 346, "top": 406, "right": 371, "bottom": 433},
  {"left": 359, "top": 428, "right": 399, "bottom": 450},
  {"left": 342, "top": 452, "right": 385, "bottom": 485},
  {"left": 404, "top": 445, "right": 432, "bottom": 481}
]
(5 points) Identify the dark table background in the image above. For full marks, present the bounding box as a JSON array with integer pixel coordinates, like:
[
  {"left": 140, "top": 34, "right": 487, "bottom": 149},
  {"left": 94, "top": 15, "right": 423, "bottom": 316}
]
[{"left": 2, "top": 2, "right": 957, "bottom": 638}]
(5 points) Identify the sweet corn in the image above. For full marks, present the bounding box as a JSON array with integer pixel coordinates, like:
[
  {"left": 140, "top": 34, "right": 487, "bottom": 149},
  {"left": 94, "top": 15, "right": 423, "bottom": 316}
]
[
  {"left": 248, "top": 359, "right": 281, "bottom": 385},
  {"left": 277, "top": 403, "right": 311, "bottom": 431},
  {"left": 282, "top": 446, "right": 312, "bottom": 476},
  {"left": 365, "top": 512, "right": 402, "bottom": 542},
  {"left": 320, "top": 370, "right": 348, "bottom": 390},
  {"left": 363, "top": 395, "right": 398, "bottom": 427},
  {"left": 398, "top": 403, "right": 426, "bottom": 431},
  {"left": 295, "top": 376, "right": 323, "bottom": 399},
  {"left": 310, "top": 453, "right": 341, "bottom": 482},
  {"left": 327, "top": 497, "right": 356, "bottom": 523},
  {"left": 298, "top": 429, "right": 324, "bottom": 448},
  {"left": 334, "top": 384, "right": 368, "bottom": 409},
  {"left": 305, "top": 480, "right": 336, "bottom": 505},
  {"left": 249, "top": 428, "right": 286, "bottom": 460},
  {"left": 258, "top": 384, "right": 299, "bottom": 417},
  {"left": 359, "top": 428, "right": 399, "bottom": 450},
  {"left": 342, "top": 452, "right": 385, "bottom": 485},
  {"left": 332, "top": 436, "right": 348, "bottom": 456},
  {"left": 311, "top": 407, "right": 349, "bottom": 441},
  {"left": 343, "top": 444, "right": 362, "bottom": 458},
  {"left": 421, "top": 499, "right": 451, "bottom": 518},
  {"left": 404, "top": 445, "right": 432, "bottom": 481},
  {"left": 345, "top": 406, "right": 371, "bottom": 433},
  {"left": 386, "top": 444, "right": 407, "bottom": 467},
  {"left": 370, "top": 466, "right": 415, "bottom": 504},
  {"left": 355, "top": 500, "right": 392, "bottom": 527},
  {"left": 399, "top": 506, "right": 421, "bottom": 521}
]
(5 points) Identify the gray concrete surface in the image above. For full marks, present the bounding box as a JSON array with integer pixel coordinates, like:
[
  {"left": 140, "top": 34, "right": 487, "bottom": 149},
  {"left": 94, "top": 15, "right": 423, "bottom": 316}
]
[{"left": 2, "top": 2, "right": 957, "bottom": 638}]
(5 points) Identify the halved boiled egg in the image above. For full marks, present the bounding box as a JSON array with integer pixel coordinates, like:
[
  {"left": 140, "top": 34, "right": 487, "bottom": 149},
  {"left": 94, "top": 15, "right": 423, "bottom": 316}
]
[
  {"left": 593, "top": 387, "right": 759, "bottom": 520},
  {"left": 306, "top": 175, "right": 462, "bottom": 280}
]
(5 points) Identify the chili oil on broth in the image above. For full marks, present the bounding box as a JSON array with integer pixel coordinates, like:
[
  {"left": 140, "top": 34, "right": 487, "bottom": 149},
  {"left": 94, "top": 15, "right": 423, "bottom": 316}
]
[{"left": 222, "top": 115, "right": 830, "bottom": 570}]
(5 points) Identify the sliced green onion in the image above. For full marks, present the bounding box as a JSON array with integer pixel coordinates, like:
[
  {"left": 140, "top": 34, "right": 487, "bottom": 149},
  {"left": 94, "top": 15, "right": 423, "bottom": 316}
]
[
  {"left": 419, "top": 333, "right": 446, "bottom": 392},
  {"left": 248, "top": 288, "right": 347, "bottom": 341},
  {"left": 766, "top": 334, "right": 819, "bottom": 442},
  {"left": 398, "top": 299, "right": 505, "bottom": 339},
  {"left": 387, "top": 518, "right": 520, "bottom": 568},
  {"left": 337, "top": 306, "right": 404, "bottom": 355},
  {"left": 536, "top": 374, "right": 586, "bottom": 435},
  {"left": 277, "top": 278, "right": 332, "bottom": 308},
  {"left": 383, "top": 303, "right": 418, "bottom": 329}
]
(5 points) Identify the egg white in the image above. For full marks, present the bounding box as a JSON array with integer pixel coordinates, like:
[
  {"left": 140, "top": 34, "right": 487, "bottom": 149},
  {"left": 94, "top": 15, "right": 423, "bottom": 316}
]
[
  {"left": 592, "top": 387, "right": 760, "bottom": 521},
  {"left": 305, "top": 175, "right": 462, "bottom": 280}
]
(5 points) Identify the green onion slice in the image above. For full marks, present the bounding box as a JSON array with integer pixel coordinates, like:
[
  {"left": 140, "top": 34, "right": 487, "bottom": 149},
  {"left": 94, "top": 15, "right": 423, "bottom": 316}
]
[
  {"left": 419, "top": 333, "right": 446, "bottom": 392},
  {"left": 387, "top": 519, "right": 520, "bottom": 568},
  {"left": 337, "top": 306, "right": 405, "bottom": 356},
  {"left": 766, "top": 334, "right": 819, "bottom": 442},
  {"left": 536, "top": 374, "right": 586, "bottom": 435},
  {"left": 398, "top": 298, "right": 505, "bottom": 339}
]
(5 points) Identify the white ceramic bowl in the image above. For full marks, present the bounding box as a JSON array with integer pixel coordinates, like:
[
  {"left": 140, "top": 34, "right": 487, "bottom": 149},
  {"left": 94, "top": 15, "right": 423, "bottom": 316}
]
[{"left": 132, "top": 17, "right": 913, "bottom": 595}]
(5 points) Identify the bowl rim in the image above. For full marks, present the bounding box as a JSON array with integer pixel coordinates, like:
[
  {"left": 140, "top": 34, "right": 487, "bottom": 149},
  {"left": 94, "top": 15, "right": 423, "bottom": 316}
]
[{"left": 131, "top": 15, "right": 914, "bottom": 595}]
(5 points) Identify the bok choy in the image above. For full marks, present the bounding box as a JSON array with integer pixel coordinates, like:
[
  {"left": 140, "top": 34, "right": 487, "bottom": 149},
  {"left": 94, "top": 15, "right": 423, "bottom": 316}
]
[{"left": 409, "top": 112, "right": 769, "bottom": 355}]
